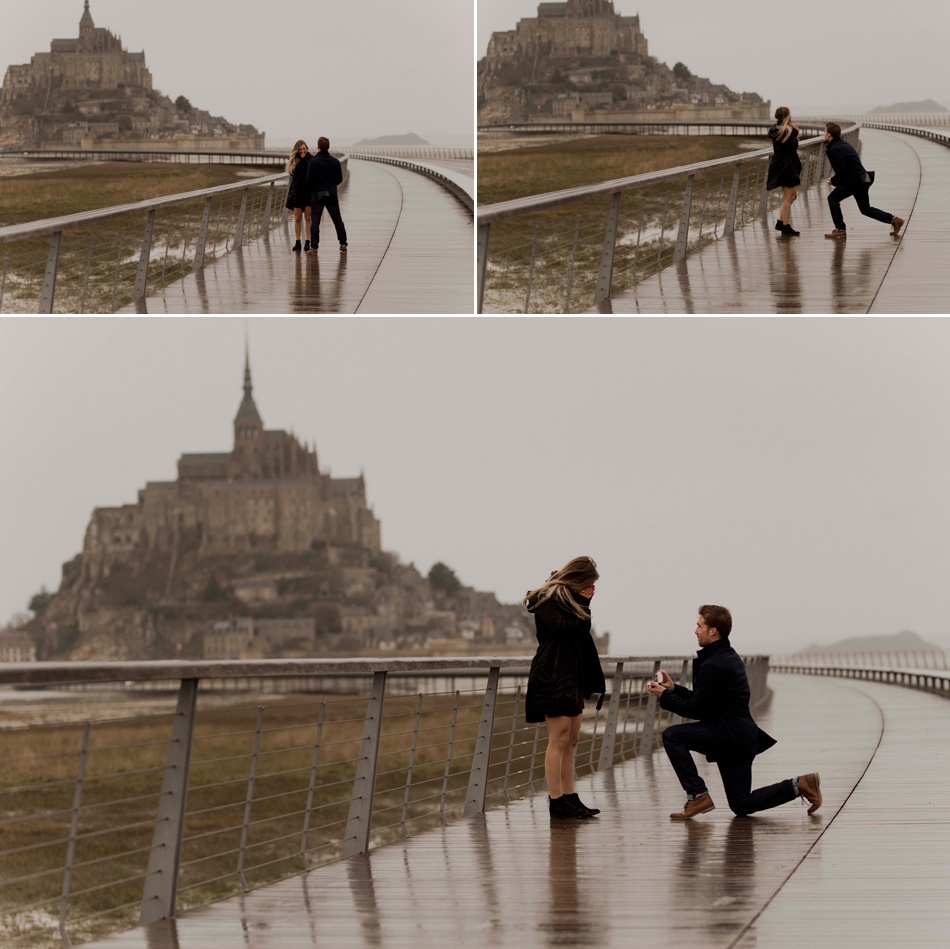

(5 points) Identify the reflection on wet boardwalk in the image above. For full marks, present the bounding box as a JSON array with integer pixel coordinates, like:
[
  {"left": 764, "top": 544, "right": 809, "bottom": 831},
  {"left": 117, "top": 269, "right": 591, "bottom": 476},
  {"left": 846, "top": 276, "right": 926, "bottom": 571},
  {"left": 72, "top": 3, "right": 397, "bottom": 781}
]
[
  {"left": 84, "top": 674, "right": 950, "bottom": 947},
  {"left": 598, "top": 128, "right": 950, "bottom": 314},
  {"left": 119, "top": 159, "right": 473, "bottom": 314}
]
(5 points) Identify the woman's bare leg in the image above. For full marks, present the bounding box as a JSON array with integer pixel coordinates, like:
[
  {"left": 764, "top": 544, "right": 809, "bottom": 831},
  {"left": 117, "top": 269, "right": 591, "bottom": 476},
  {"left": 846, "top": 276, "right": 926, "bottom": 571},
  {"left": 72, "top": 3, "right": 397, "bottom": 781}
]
[{"left": 545, "top": 716, "right": 573, "bottom": 797}]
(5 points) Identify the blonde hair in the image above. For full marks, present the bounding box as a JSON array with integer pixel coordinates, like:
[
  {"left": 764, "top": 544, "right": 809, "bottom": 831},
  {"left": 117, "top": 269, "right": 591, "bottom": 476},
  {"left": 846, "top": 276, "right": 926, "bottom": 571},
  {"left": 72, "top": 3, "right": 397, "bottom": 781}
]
[
  {"left": 285, "top": 139, "right": 308, "bottom": 175},
  {"left": 523, "top": 556, "right": 599, "bottom": 620},
  {"left": 774, "top": 106, "right": 794, "bottom": 143}
]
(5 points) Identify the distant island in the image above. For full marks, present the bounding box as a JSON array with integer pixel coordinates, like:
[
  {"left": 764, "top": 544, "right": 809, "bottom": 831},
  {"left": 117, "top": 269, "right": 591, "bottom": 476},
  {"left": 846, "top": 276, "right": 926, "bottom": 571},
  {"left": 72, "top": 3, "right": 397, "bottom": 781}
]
[
  {"left": 353, "top": 132, "right": 430, "bottom": 146},
  {"left": 796, "top": 629, "right": 942, "bottom": 655},
  {"left": 869, "top": 98, "right": 948, "bottom": 113}
]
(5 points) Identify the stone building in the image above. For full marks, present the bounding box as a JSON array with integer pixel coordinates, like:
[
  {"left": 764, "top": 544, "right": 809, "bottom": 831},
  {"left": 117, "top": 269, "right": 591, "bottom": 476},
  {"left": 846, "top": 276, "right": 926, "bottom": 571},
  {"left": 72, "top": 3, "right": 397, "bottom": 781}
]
[{"left": 79, "top": 352, "right": 381, "bottom": 586}]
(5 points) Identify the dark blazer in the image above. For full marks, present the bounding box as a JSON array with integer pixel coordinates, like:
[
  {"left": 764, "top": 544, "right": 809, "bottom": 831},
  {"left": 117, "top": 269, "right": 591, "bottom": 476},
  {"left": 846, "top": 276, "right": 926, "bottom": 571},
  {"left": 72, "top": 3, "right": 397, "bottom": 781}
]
[
  {"left": 659, "top": 638, "right": 775, "bottom": 761},
  {"left": 306, "top": 150, "right": 344, "bottom": 199},
  {"left": 524, "top": 591, "right": 606, "bottom": 723},
  {"left": 826, "top": 137, "right": 870, "bottom": 188}
]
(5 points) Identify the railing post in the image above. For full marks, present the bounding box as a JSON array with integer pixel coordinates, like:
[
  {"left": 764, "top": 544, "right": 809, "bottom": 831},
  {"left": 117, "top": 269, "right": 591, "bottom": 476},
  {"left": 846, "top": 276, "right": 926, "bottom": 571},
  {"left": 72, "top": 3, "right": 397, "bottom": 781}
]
[
  {"left": 594, "top": 190, "right": 622, "bottom": 305},
  {"left": 464, "top": 666, "right": 501, "bottom": 817},
  {"left": 237, "top": 705, "right": 265, "bottom": 891},
  {"left": 234, "top": 187, "right": 249, "bottom": 247},
  {"left": 59, "top": 721, "right": 91, "bottom": 948},
  {"left": 300, "top": 702, "right": 325, "bottom": 869},
  {"left": 723, "top": 162, "right": 742, "bottom": 236},
  {"left": 139, "top": 678, "right": 198, "bottom": 925},
  {"left": 476, "top": 222, "right": 490, "bottom": 313},
  {"left": 673, "top": 174, "right": 695, "bottom": 262},
  {"left": 39, "top": 231, "right": 62, "bottom": 313},
  {"left": 597, "top": 662, "right": 625, "bottom": 771},
  {"left": 132, "top": 210, "right": 156, "bottom": 303},
  {"left": 341, "top": 671, "right": 387, "bottom": 858},
  {"left": 194, "top": 197, "right": 213, "bottom": 271},
  {"left": 638, "top": 660, "right": 662, "bottom": 754}
]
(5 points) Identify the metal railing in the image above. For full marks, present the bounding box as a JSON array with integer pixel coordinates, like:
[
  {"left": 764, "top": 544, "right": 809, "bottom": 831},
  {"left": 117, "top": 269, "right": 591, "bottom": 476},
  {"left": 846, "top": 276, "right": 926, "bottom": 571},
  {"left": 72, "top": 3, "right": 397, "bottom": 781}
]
[
  {"left": 347, "top": 147, "right": 473, "bottom": 160},
  {"left": 349, "top": 153, "right": 474, "bottom": 210},
  {"left": 774, "top": 654, "right": 950, "bottom": 696},
  {"left": 476, "top": 125, "right": 860, "bottom": 314},
  {"left": 863, "top": 123, "right": 950, "bottom": 147},
  {"left": 0, "top": 173, "right": 297, "bottom": 314},
  {"left": 0, "top": 654, "right": 768, "bottom": 948}
]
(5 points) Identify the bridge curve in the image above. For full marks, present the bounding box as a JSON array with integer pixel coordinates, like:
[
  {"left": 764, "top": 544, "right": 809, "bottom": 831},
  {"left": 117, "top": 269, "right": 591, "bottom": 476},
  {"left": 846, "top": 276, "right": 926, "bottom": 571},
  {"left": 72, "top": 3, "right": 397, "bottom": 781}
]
[{"left": 78, "top": 672, "right": 950, "bottom": 948}]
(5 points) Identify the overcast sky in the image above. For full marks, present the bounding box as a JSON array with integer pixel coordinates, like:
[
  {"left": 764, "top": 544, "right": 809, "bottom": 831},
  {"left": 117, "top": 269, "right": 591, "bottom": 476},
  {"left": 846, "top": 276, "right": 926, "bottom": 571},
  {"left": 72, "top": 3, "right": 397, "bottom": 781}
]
[
  {"left": 2, "top": 0, "right": 474, "bottom": 148},
  {"left": 2, "top": 317, "right": 949, "bottom": 660},
  {"left": 478, "top": 0, "right": 950, "bottom": 116}
]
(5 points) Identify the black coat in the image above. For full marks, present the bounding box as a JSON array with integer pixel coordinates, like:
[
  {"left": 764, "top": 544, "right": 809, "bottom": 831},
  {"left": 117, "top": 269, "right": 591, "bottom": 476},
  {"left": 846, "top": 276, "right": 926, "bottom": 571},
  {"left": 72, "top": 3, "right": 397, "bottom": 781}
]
[
  {"left": 659, "top": 638, "right": 775, "bottom": 761},
  {"left": 285, "top": 152, "right": 311, "bottom": 209},
  {"left": 766, "top": 125, "right": 802, "bottom": 190},
  {"left": 306, "top": 150, "right": 344, "bottom": 200},
  {"left": 825, "top": 137, "right": 870, "bottom": 188},
  {"left": 524, "top": 591, "right": 606, "bottom": 723}
]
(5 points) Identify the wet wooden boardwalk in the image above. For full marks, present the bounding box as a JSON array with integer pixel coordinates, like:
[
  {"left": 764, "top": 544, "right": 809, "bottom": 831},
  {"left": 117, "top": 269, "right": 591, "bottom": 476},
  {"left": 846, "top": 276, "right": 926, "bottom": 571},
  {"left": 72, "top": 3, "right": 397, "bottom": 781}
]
[
  {"left": 120, "top": 158, "right": 473, "bottom": 314},
  {"left": 597, "top": 128, "right": 950, "bottom": 313},
  {"left": 84, "top": 674, "right": 950, "bottom": 947}
]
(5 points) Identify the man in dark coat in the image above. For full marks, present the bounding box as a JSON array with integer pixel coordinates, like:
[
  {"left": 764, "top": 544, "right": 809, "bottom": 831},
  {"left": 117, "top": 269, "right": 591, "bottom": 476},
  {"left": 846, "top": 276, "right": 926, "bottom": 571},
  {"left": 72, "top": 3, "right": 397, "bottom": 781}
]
[
  {"left": 823, "top": 122, "right": 904, "bottom": 239},
  {"left": 647, "top": 605, "right": 821, "bottom": 820},
  {"left": 306, "top": 136, "right": 348, "bottom": 253}
]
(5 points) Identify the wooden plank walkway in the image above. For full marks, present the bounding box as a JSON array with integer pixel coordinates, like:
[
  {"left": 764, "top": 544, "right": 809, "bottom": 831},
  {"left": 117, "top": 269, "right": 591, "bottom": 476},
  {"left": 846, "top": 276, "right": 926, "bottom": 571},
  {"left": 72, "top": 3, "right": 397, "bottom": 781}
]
[
  {"left": 83, "top": 673, "right": 950, "bottom": 947},
  {"left": 119, "top": 159, "right": 473, "bottom": 314},
  {"left": 597, "top": 128, "right": 950, "bottom": 314}
]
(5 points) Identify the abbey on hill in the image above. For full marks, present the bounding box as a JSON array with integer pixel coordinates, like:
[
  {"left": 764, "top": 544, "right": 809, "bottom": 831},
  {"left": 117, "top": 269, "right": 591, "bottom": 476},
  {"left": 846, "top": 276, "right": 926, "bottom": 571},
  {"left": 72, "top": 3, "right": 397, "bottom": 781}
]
[
  {"left": 23, "top": 355, "right": 592, "bottom": 663},
  {"left": 0, "top": 2, "right": 262, "bottom": 150},
  {"left": 478, "top": 0, "right": 768, "bottom": 124}
]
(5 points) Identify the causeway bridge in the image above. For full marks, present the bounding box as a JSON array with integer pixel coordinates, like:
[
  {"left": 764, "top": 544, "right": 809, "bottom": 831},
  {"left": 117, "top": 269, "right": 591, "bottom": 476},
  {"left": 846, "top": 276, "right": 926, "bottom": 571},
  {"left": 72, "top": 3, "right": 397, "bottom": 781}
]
[
  {"left": 477, "top": 123, "right": 950, "bottom": 314},
  {"left": 1, "top": 654, "right": 948, "bottom": 947},
  {"left": 0, "top": 148, "right": 473, "bottom": 314}
]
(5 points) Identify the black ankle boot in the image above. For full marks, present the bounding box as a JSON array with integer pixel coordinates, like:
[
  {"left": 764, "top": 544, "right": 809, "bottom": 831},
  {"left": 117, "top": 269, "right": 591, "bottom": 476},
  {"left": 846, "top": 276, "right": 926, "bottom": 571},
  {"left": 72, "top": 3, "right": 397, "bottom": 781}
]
[
  {"left": 549, "top": 795, "right": 591, "bottom": 820},
  {"left": 775, "top": 219, "right": 784, "bottom": 231},
  {"left": 564, "top": 792, "right": 600, "bottom": 816},
  {"left": 781, "top": 223, "right": 800, "bottom": 237},
  {"left": 304, "top": 240, "right": 310, "bottom": 252},
  {"left": 292, "top": 240, "right": 302, "bottom": 252}
]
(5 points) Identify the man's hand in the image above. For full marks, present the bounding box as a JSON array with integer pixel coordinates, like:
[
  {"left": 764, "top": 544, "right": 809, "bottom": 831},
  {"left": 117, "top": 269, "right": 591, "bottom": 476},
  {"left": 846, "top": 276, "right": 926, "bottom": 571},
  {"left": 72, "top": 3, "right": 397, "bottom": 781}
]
[{"left": 646, "top": 670, "right": 673, "bottom": 695}]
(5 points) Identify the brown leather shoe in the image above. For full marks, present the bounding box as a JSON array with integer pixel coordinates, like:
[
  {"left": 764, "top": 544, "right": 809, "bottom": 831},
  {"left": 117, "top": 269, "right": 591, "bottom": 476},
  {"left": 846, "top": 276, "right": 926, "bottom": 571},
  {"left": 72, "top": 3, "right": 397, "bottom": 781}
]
[
  {"left": 824, "top": 229, "right": 847, "bottom": 239},
  {"left": 891, "top": 216, "right": 905, "bottom": 236},
  {"left": 670, "top": 792, "right": 715, "bottom": 820},
  {"left": 797, "top": 773, "right": 822, "bottom": 814}
]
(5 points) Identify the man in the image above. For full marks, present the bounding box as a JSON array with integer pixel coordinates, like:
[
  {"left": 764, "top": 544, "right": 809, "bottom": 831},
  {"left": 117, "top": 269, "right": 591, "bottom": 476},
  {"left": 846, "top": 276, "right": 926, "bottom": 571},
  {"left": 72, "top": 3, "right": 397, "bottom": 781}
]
[
  {"left": 646, "top": 605, "right": 821, "bottom": 820},
  {"left": 823, "top": 122, "right": 904, "bottom": 239},
  {"left": 306, "top": 137, "right": 348, "bottom": 253}
]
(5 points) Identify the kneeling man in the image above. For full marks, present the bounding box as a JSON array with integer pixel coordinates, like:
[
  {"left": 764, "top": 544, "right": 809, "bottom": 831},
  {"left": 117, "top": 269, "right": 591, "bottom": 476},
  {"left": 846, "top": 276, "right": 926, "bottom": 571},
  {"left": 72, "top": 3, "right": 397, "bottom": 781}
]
[{"left": 647, "top": 605, "right": 821, "bottom": 820}]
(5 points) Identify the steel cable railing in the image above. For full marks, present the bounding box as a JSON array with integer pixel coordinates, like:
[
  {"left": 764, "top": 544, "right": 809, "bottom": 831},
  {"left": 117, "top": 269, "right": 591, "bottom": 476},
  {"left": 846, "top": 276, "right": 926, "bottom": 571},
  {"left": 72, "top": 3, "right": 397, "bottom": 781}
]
[
  {"left": 477, "top": 126, "right": 860, "bottom": 313},
  {"left": 0, "top": 656, "right": 769, "bottom": 948}
]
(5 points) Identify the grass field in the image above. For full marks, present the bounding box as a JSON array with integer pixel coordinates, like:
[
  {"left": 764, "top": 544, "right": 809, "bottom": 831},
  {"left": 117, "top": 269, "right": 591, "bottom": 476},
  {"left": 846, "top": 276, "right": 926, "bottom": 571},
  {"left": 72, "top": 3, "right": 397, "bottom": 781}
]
[
  {"left": 478, "top": 134, "right": 765, "bottom": 205},
  {"left": 0, "top": 162, "right": 275, "bottom": 229}
]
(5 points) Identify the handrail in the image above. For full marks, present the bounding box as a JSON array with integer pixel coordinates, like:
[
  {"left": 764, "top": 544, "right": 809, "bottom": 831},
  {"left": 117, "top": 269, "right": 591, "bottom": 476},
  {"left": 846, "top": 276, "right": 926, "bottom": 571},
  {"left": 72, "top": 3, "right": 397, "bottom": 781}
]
[
  {"left": 0, "top": 653, "right": 769, "bottom": 947},
  {"left": 347, "top": 154, "right": 474, "bottom": 210},
  {"left": 774, "top": 661, "right": 950, "bottom": 695}
]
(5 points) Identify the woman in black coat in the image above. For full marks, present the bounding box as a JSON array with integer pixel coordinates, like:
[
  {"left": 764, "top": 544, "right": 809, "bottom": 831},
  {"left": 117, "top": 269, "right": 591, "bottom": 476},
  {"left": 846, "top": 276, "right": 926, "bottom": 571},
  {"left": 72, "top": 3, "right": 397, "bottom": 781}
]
[
  {"left": 285, "top": 140, "right": 312, "bottom": 252},
  {"left": 766, "top": 106, "right": 803, "bottom": 237},
  {"left": 524, "top": 555, "right": 606, "bottom": 820}
]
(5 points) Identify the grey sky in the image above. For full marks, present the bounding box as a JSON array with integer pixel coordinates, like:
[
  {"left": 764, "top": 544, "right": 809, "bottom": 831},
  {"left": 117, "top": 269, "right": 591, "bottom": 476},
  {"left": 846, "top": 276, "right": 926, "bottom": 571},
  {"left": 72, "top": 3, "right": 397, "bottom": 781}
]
[
  {"left": 478, "top": 0, "right": 950, "bottom": 116},
  {"left": 2, "top": 0, "right": 474, "bottom": 147},
  {"left": 2, "top": 317, "right": 949, "bottom": 659}
]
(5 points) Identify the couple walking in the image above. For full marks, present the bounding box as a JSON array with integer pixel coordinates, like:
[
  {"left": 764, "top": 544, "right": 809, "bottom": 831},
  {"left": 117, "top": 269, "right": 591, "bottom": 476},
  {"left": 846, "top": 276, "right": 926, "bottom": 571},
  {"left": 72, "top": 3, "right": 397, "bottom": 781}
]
[
  {"left": 524, "top": 556, "right": 821, "bottom": 822},
  {"left": 284, "top": 136, "right": 349, "bottom": 254},
  {"left": 767, "top": 106, "right": 904, "bottom": 239}
]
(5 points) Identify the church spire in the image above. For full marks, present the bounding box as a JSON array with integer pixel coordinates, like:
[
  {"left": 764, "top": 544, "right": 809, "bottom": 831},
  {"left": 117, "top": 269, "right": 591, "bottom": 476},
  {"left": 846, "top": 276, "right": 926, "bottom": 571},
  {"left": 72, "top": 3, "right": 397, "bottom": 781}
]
[{"left": 234, "top": 345, "right": 263, "bottom": 427}]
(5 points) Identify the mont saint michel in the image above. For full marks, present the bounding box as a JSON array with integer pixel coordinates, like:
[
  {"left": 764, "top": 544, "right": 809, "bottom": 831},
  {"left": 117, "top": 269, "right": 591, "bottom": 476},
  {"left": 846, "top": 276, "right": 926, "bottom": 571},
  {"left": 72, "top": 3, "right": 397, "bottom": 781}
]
[
  {"left": 478, "top": 0, "right": 768, "bottom": 124},
  {"left": 19, "top": 355, "right": 576, "bottom": 663},
  {"left": 0, "top": 1, "right": 263, "bottom": 150}
]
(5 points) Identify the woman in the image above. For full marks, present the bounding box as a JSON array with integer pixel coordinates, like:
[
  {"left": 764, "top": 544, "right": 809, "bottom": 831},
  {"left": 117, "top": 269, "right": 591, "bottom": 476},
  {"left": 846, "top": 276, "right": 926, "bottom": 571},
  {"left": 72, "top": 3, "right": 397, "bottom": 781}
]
[
  {"left": 766, "top": 106, "right": 803, "bottom": 237},
  {"left": 524, "top": 555, "right": 606, "bottom": 820},
  {"left": 285, "top": 140, "right": 312, "bottom": 252}
]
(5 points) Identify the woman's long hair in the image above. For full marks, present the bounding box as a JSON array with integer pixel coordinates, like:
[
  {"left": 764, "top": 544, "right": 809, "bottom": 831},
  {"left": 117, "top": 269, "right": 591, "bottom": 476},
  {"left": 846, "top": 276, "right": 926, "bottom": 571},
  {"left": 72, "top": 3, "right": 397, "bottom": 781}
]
[
  {"left": 285, "top": 139, "right": 307, "bottom": 175},
  {"left": 523, "top": 556, "right": 598, "bottom": 619},
  {"left": 773, "top": 106, "right": 794, "bottom": 143}
]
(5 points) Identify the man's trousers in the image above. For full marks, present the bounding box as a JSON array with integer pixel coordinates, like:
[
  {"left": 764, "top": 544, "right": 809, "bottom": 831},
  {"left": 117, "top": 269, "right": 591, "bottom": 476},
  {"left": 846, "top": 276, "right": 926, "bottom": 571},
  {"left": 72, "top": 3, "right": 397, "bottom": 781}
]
[{"left": 662, "top": 722, "right": 797, "bottom": 816}]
